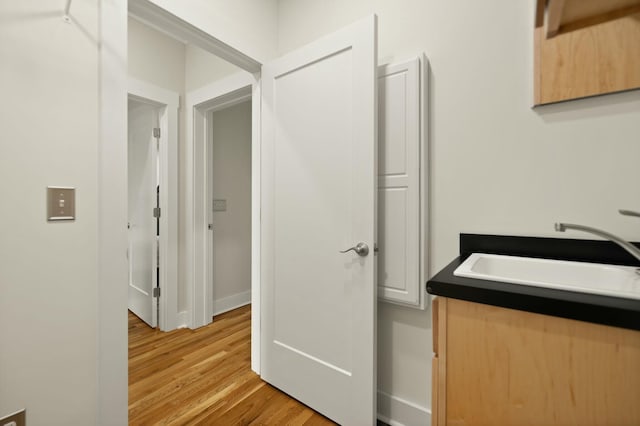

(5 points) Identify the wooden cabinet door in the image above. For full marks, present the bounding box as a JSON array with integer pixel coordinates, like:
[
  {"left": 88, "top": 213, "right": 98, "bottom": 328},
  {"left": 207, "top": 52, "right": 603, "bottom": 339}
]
[{"left": 438, "top": 298, "right": 640, "bottom": 425}]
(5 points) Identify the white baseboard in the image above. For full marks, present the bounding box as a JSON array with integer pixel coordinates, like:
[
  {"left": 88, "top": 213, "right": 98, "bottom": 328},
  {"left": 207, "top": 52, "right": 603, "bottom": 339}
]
[
  {"left": 213, "top": 290, "right": 251, "bottom": 316},
  {"left": 377, "top": 390, "right": 431, "bottom": 426},
  {"left": 176, "top": 310, "right": 189, "bottom": 329}
]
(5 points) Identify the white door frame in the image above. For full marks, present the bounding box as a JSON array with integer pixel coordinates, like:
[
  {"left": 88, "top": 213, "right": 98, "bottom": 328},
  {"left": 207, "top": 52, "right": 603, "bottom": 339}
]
[
  {"left": 128, "top": 0, "right": 261, "bottom": 73},
  {"left": 98, "top": 1, "right": 128, "bottom": 422},
  {"left": 128, "top": 78, "right": 180, "bottom": 331},
  {"left": 185, "top": 71, "right": 261, "bottom": 373}
]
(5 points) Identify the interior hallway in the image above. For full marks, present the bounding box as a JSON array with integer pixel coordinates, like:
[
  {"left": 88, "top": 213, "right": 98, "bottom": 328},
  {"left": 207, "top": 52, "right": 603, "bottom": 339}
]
[{"left": 129, "top": 305, "right": 335, "bottom": 425}]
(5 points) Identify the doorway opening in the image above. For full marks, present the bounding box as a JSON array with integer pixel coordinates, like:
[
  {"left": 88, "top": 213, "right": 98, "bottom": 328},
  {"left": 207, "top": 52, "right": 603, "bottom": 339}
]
[
  {"left": 185, "top": 71, "right": 260, "bottom": 371},
  {"left": 207, "top": 100, "right": 253, "bottom": 317},
  {"left": 127, "top": 9, "right": 257, "bottom": 335},
  {"left": 126, "top": 12, "right": 265, "bottom": 417},
  {"left": 100, "top": 1, "right": 264, "bottom": 422}
]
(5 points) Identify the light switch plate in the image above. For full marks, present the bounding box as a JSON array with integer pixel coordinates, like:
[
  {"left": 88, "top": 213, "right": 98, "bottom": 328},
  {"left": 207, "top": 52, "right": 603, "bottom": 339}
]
[
  {"left": 212, "top": 199, "right": 227, "bottom": 212},
  {"left": 47, "top": 186, "right": 75, "bottom": 221},
  {"left": 1, "top": 409, "right": 25, "bottom": 426}
]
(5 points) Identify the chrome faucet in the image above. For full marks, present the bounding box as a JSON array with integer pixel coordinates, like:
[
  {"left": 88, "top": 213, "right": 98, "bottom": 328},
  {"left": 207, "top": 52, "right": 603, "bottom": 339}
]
[
  {"left": 555, "top": 210, "right": 640, "bottom": 264},
  {"left": 619, "top": 209, "right": 640, "bottom": 219}
]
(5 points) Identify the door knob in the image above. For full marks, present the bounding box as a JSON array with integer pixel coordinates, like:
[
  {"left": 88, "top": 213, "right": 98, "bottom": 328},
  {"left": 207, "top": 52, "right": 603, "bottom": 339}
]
[{"left": 340, "top": 242, "right": 369, "bottom": 257}]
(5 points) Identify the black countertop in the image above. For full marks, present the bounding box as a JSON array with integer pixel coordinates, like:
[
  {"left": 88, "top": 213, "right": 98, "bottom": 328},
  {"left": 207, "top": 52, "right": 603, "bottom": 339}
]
[{"left": 426, "top": 234, "right": 640, "bottom": 331}]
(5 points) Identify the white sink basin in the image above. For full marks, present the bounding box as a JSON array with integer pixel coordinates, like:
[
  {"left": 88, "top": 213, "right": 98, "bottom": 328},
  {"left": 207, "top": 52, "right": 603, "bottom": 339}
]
[{"left": 454, "top": 253, "right": 640, "bottom": 300}]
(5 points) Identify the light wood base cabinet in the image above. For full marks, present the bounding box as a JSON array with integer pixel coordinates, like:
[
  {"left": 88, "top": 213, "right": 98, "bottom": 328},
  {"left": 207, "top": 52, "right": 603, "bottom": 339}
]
[{"left": 432, "top": 297, "right": 640, "bottom": 426}]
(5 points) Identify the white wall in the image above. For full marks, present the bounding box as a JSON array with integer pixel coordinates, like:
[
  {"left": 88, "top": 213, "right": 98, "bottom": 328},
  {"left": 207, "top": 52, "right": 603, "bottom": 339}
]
[
  {"left": 210, "top": 101, "right": 253, "bottom": 305},
  {"left": 0, "top": 0, "right": 99, "bottom": 424},
  {"left": 148, "top": 0, "right": 279, "bottom": 64},
  {"left": 277, "top": 0, "right": 640, "bottom": 420},
  {"left": 128, "top": 17, "right": 185, "bottom": 94},
  {"left": 185, "top": 45, "right": 240, "bottom": 92}
]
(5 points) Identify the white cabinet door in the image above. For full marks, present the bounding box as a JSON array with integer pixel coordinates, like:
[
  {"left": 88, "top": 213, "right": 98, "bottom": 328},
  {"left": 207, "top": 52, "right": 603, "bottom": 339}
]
[
  {"left": 261, "top": 16, "right": 377, "bottom": 425},
  {"left": 377, "top": 57, "right": 427, "bottom": 309},
  {"left": 128, "top": 100, "right": 159, "bottom": 327}
]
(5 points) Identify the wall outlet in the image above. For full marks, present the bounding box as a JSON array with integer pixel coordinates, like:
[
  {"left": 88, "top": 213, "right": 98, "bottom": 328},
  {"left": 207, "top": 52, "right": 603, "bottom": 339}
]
[{"left": 1, "top": 409, "right": 25, "bottom": 426}]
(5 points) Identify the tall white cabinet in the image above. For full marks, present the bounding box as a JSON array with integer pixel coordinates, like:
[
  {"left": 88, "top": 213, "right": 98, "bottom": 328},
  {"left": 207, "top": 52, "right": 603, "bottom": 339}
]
[{"left": 377, "top": 56, "right": 429, "bottom": 309}]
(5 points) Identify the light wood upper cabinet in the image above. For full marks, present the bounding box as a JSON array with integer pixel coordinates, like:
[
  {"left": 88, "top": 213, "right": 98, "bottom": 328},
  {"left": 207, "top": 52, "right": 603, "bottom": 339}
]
[
  {"left": 544, "top": 0, "right": 640, "bottom": 37},
  {"left": 432, "top": 297, "right": 640, "bottom": 426},
  {"left": 534, "top": 0, "right": 640, "bottom": 105}
]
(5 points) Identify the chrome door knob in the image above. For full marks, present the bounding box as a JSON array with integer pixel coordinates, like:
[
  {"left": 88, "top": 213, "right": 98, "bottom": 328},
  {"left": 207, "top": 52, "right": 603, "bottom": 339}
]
[{"left": 340, "top": 242, "right": 369, "bottom": 257}]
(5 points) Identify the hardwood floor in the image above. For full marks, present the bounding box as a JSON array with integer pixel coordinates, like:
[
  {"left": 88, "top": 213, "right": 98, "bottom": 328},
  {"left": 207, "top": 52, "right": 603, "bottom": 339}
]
[{"left": 128, "top": 305, "right": 336, "bottom": 425}]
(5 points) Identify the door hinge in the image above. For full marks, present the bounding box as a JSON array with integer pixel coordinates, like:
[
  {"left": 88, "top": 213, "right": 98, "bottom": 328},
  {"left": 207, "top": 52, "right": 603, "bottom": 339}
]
[
  {"left": 153, "top": 287, "right": 160, "bottom": 298},
  {"left": 153, "top": 207, "right": 161, "bottom": 218},
  {"left": 153, "top": 127, "right": 161, "bottom": 138}
]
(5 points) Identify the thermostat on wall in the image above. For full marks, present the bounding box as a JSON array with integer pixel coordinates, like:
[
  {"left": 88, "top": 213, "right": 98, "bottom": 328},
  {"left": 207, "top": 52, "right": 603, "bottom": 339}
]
[
  {"left": 47, "top": 186, "right": 75, "bottom": 221},
  {"left": 212, "top": 199, "right": 227, "bottom": 212}
]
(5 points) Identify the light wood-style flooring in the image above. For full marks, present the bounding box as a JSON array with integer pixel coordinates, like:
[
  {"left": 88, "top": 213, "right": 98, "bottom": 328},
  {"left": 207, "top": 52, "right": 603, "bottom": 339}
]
[{"left": 129, "top": 305, "right": 335, "bottom": 425}]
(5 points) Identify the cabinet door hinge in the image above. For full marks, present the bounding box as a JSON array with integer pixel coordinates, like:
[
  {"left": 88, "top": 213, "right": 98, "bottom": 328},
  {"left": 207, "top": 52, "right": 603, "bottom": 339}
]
[
  {"left": 153, "top": 207, "right": 161, "bottom": 218},
  {"left": 153, "top": 287, "right": 160, "bottom": 298},
  {"left": 153, "top": 127, "right": 161, "bottom": 138}
]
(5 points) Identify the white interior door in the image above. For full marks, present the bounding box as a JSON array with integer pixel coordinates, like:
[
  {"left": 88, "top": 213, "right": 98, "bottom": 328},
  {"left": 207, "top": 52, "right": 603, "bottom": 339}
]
[
  {"left": 128, "top": 99, "right": 159, "bottom": 328},
  {"left": 261, "top": 15, "right": 378, "bottom": 425}
]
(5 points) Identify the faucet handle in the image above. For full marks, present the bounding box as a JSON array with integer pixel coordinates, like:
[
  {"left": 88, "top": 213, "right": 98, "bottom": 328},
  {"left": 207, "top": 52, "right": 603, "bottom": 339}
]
[{"left": 619, "top": 209, "right": 640, "bottom": 218}]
